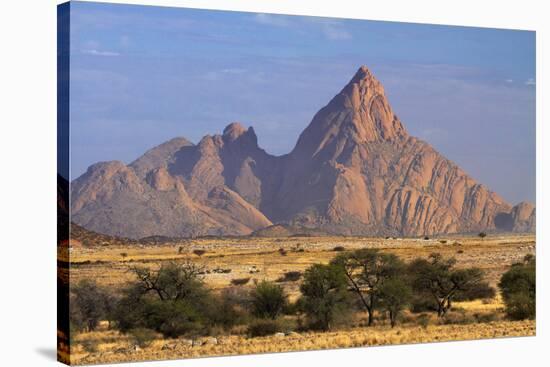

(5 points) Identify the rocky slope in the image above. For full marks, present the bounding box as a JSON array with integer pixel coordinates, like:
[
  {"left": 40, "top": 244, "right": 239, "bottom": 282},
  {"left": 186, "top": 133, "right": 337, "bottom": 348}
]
[{"left": 70, "top": 66, "right": 535, "bottom": 238}]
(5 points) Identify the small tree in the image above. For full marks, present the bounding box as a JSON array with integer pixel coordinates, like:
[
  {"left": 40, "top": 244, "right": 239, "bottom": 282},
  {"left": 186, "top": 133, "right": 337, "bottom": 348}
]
[
  {"left": 499, "top": 255, "right": 536, "bottom": 320},
  {"left": 250, "top": 281, "right": 287, "bottom": 320},
  {"left": 409, "top": 253, "right": 487, "bottom": 317},
  {"left": 70, "top": 280, "right": 111, "bottom": 332},
  {"left": 299, "top": 264, "right": 350, "bottom": 331},
  {"left": 478, "top": 232, "right": 487, "bottom": 240},
  {"left": 112, "top": 261, "right": 213, "bottom": 338},
  {"left": 378, "top": 278, "right": 412, "bottom": 327},
  {"left": 331, "top": 249, "right": 405, "bottom": 326}
]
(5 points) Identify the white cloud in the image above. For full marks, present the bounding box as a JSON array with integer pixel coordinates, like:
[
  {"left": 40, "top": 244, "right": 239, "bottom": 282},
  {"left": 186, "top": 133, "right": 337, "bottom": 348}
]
[
  {"left": 322, "top": 25, "right": 352, "bottom": 40},
  {"left": 505, "top": 79, "right": 514, "bottom": 83},
  {"left": 525, "top": 78, "right": 536, "bottom": 86},
  {"left": 221, "top": 68, "right": 247, "bottom": 74},
  {"left": 254, "top": 13, "right": 291, "bottom": 27},
  {"left": 81, "top": 49, "right": 120, "bottom": 57}
]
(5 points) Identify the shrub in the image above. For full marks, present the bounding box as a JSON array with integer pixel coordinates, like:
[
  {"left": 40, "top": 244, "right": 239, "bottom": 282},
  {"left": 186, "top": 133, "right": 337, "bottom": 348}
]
[
  {"left": 250, "top": 281, "right": 287, "bottom": 319},
  {"left": 80, "top": 340, "right": 98, "bottom": 353},
  {"left": 70, "top": 279, "right": 113, "bottom": 332},
  {"left": 112, "top": 261, "right": 213, "bottom": 338},
  {"left": 193, "top": 249, "right": 206, "bottom": 257},
  {"left": 247, "top": 319, "right": 282, "bottom": 337},
  {"left": 277, "top": 271, "right": 302, "bottom": 282},
  {"left": 439, "top": 311, "right": 475, "bottom": 325},
  {"left": 499, "top": 256, "right": 535, "bottom": 320},
  {"left": 478, "top": 232, "right": 487, "bottom": 240},
  {"left": 423, "top": 236, "right": 430, "bottom": 240},
  {"left": 333, "top": 246, "right": 346, "bottom": 252},
  {"left": 278, "top": 248, "right": 288, "bottom": 256},
  {"left": 231, "top": 277, "right": 251, "bottom": 286},
  {"left": 209, "top": 287, "right": 251, "bottom": 330},
  {"left": 416, "top": 313, "right": 431, "bottom": 329},
  {"left": 129, "top": 328, "right": 158, "bottom": 348},
  {"left": 439, "top": 240, "right": 447, "bottom": 244}
]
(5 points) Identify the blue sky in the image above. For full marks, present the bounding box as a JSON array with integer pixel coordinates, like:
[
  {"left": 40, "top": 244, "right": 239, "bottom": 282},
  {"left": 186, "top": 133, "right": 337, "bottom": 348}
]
[{"left": 69, "top": 1, "right": 535, "bottom": 204}]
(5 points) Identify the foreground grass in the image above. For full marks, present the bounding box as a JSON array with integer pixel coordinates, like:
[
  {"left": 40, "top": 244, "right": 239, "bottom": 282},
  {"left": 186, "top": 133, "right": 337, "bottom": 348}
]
[{"left": 71, "top": 319, "right": 535, "bottom": 365}]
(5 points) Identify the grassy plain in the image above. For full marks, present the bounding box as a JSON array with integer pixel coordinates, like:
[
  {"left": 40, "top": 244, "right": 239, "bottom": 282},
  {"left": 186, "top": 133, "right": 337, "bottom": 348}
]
[{"left": 66, "top": 233, "right": 535, "bottom": 364}]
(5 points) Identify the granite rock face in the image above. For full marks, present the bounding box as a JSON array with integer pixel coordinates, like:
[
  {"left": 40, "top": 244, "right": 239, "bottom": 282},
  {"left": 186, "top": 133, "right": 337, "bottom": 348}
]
[{"left": 71, "top": 66, "right": 535, "bottom": 238}]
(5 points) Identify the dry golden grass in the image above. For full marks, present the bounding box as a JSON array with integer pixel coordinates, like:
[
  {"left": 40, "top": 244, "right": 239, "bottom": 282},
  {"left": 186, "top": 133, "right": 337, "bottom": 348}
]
[
  {"left": 67, "top": 233, "right": 536, "bottom": 364},
  {"left": 69, "top": 233, "right": 535, "bottom": 294},
  {"left": 71, "top": 319, "right": 535, "bottom": 365}
]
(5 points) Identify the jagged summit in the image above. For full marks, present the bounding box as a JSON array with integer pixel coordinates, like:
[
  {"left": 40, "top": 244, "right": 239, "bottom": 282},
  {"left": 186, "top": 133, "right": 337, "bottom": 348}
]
[
  {"left": 223, "top": 122, "right": 247, "bottom": 140},
  {"left": 291, "top": 66, "right": 407, "bottom": 160},
  {"left": 351, "top": 65, "right": 375, "bottom": 82},
  {"left": 70, "top": 65, "right": 534, "bottom": 238}
]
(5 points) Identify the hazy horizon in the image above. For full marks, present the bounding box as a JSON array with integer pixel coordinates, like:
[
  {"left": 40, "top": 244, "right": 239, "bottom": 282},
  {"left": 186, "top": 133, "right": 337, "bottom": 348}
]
[{"left": 69, "top": 1, "right": 536, "bottom": 204}]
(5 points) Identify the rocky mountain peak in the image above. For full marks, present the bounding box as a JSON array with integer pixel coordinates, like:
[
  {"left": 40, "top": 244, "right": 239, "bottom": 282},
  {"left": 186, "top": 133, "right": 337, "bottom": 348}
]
[
  {"left": 291, "top": 66, "right": 407, "bottom": 160},
  {"left": 70, "top": 65, "right": 534, "bottom": 238},
  {"left": 222, "top": 122, "right": 258, "bottom": 148},
  {"left": 223, "top": 122, "right": 247, "bottom": 140}
]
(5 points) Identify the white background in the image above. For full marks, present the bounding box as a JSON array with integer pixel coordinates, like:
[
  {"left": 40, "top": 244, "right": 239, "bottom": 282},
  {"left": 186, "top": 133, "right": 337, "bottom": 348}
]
[{"left": 0, "top": 0, "right": 546, "bottom": 366}]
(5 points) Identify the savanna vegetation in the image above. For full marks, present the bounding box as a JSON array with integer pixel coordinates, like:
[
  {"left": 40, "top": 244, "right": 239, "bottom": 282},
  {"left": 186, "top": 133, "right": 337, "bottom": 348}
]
[
  {"left": 65, "top": 235, "right": 536, "bottom": 364},
  {"left": 69, "top": 249, "right": 535, "bottom": 345}
]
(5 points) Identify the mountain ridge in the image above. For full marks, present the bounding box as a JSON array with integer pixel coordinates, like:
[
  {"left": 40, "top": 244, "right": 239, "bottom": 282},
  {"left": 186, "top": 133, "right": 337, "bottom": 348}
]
[{"left": 70, "top": 66, "right": 535, "bottom": 239}]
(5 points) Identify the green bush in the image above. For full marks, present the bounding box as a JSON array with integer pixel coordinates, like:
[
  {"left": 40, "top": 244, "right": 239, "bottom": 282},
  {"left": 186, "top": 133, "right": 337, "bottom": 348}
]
[
  {"left": 250, "top": 281, "right": 287, "bottom": 320},
  {"left": 247, "top": 319, "right": 282, "bottom": 337},
  {"left": 70, "top": 279, "right": 114, "bottom": 332},
  {"left": 499, "top": 256, "right": 536, "bottom": 320},
  {"left": 277, "top": 271, "right": 302, "bottom": 282},
  {"left": 231, "top": 277, "right": 251, "bottom": 286}
]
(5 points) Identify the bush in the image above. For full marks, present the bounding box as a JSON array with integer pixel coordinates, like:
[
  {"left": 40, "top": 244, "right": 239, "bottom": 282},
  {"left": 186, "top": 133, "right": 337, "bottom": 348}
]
[
  {"left": 439, "top": 311, "right": 475, "bottom": 325},
  {"left": 209, "top": 287, "right": 251, "bottom": 330},
  {"left": 250, "top": 281, "right": 287, "bottom": 319},
  {"left": 231, "top": 277, "right": 251, "bottom": 286},
  {"left": 70, "top": 279, "right": 114, "bottom": 332},
  {"left": 333, "top": 246, "right": 346, "bottom": 252},
  {"left": 112, "top": 261, "right": 213, "bottom": 338},
  {"left": 410, "top": 296, "right": 438, "bottom": 313},
  {"left": 499, "top": 256, "right": 536, "bottom": 320},
  {"left": 247, "top": 319, "right": 282, "bottom": 337},
  {"left": 129, "top": 328, "right": 158, "bottom": 348},
  {"left": 278, "top": 248, "right": 288, "bottom": 256},
  {"left": 193, "top": 249, "right": 206, "bottom": 257},
  {"left": 277, "top": 271, "right": 302, "bottom": 282}
]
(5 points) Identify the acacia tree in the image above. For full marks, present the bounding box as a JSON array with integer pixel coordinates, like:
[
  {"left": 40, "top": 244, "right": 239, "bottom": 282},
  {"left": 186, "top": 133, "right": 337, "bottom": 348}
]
[
  {"left": 409, "top": 253, "right": 488, "bottom": 317},
  {"left": 299, "top": 263, "right": 350, "bottom": 331},
  {"left": 331, "top": 249, "right": 405, "bottom": 326},
  {"left": 113, "top": 261, "right": 213, "bottom": 338},
  {"left": 130, "top": 260, "right": 207, "bottom": 302},
  {"left": 378, "top": 278, "right": 412, "bottom": 327}
]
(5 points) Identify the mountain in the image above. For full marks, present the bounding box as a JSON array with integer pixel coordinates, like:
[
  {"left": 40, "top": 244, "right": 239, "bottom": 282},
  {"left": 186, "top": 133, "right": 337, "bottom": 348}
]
[{"left": 70, "top": 66, "right": 535, "bottom": 238}]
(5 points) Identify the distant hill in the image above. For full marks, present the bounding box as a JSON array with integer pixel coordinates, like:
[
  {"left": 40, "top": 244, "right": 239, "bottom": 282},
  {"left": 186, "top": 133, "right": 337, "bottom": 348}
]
[{"left": 70, "top": 66, "right": 535, "bottom": 239}]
